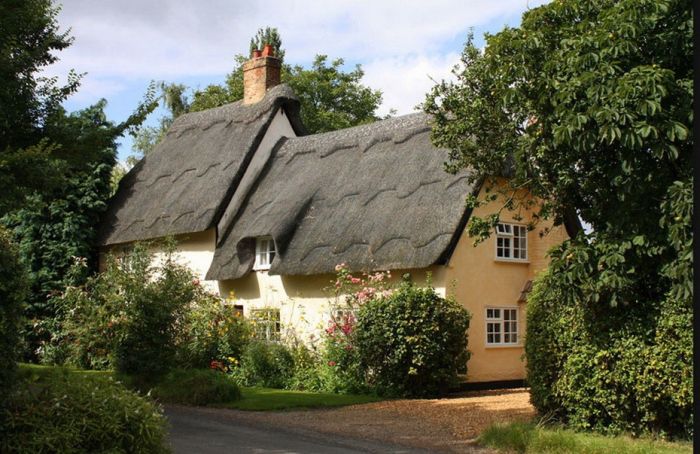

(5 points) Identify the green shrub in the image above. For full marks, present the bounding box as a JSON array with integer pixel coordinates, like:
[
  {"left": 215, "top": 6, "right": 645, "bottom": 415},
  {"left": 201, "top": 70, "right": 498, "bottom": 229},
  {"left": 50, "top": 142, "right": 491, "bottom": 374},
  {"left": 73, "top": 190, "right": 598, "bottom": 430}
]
[
  {"left": 148, "top": 368, "right": 241, "bottom": 405},
  {"left": 235, "top": 340, "right": 294, "bottom": 388},
  {"left": 45, "top": 241, "right": 250, "bottom": 384},
  {"left": 317, "top": 314, "right": 367, "bottom": 394},
  {"left": 0, "top": 227, "right": 28, "bottom": 410},
  {"left": 175, "top": 293, "right": 251, "bottom": 369},
  {"left": 355, "top": 280, "right": 471, "bottom": 397},
  {"left": 286, "top": 343, "right": 324, "bottom": 392},
  {"left": 3, "top": 366, "right": 169, "bottom": 453},
  {"left": 526, "top": 234, "right": 693, "bottom": 437}
]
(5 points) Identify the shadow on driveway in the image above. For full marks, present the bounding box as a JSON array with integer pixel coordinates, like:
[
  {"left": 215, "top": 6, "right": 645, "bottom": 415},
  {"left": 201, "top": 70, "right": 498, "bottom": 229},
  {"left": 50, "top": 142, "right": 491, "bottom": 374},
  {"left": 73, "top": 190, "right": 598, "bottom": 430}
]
[{"left": 165, "top": 405, "right": 430, "bottom": 454}]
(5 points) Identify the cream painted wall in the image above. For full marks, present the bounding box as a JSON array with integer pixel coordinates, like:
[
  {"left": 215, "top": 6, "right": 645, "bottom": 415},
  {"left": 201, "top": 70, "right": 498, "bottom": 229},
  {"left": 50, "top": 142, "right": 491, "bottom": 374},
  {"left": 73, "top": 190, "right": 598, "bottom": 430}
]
[
  {"left": 218, "top": 267, "right": 446, "bottom": 346},
  {"left": 99, "top": 229, "right": 218, "bottom": 291},
  {"left": 443, "top": 179, "right": 568, "bottom": 382}
]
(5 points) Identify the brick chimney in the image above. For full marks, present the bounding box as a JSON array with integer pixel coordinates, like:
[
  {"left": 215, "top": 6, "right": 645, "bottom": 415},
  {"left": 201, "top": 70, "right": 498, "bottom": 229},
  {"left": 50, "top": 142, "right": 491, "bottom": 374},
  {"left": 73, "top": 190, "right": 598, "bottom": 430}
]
[{"left": 242, "top": 44, "right": 281, "bottom": 104}]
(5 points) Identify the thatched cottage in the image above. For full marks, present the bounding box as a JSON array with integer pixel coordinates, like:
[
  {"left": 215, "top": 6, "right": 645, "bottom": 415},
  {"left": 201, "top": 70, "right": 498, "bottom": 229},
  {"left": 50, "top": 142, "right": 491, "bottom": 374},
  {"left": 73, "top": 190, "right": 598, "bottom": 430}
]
[{"left": 99, "top": 46, "right": 567, "bottom": 383}]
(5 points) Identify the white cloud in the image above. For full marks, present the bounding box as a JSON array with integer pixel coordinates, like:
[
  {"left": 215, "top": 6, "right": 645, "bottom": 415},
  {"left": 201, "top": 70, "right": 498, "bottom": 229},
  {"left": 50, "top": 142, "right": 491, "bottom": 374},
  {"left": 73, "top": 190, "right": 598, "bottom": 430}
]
[
  {"left": 53, "top": 0, "right": 535, "bottom": 78},
  {"left": 363, "top": 52, "right": 461, "bottom": 116}
]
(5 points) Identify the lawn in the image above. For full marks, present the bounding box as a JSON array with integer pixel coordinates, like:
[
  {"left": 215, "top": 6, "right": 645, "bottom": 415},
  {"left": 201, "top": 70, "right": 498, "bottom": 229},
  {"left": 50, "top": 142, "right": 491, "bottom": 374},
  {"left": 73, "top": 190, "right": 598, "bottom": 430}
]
[
  {"left": 221, "top": 386, "right": 382, "bottom": 411},
  {"left": 479, "top": 421, "right": 692, "bottom": 454}
]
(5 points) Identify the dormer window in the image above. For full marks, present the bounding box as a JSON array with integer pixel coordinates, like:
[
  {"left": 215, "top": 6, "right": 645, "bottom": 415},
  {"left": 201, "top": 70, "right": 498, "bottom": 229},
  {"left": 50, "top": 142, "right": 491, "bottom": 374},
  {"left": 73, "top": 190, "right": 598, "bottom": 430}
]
[
  {"left": 495, "top": 223, "right": 527, "bottom": 261},
  {"left": 254, "top": 236, "right": 276, "bottom": 270}
]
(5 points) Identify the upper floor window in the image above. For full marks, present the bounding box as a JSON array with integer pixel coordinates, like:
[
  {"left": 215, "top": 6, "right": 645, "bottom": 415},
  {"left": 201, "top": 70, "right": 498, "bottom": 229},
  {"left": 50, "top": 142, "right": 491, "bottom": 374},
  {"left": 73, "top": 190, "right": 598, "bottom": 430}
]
[
  {"left": 495, "top": 223, "right": 527, "bottom": 261},
  {"left": 254, "top": 237, "right": 276, "bottom": 270}
]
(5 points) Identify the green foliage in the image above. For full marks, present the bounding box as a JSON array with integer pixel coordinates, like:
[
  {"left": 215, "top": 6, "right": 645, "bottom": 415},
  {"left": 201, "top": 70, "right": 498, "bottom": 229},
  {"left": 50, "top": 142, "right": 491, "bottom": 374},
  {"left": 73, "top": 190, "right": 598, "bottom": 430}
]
[
  {"left": 43, "top": 243, "right": 230, "bottom": 384},
  {"left": 525, "top": 180, "right": 692, "bottom": 438},
  {"left": 317, "top": 314, "right": 367, "bottom": 394},
  {"left": 3, "top": 365, "right": 169, "bottom": 453},
  {"left": 425, "top": 0, "right": 692, "bottom": 437},
  {"left": 187, "top": 27, "right": 384, "bottom": 134},
  {"left": 425, "top": 0, "right": 692, "bottom": 240},
  {"left": 0, "top": 227, "right": 29, "bottom": 412},
  {"left": 148, "top": 368, "right": 241, "bottom": 405},
  {"left": 479, "top": 421, "right": 692, "bottom": 454},
  {"left": 355, "top": 281, "right": 471, "bottom": 397},
  {"left": 249, "top": 26, "right": 285, "bottom": 61},
  {"left": 176, "top": 293, "right": 252, "bottom": 369},
  {"left": 0, "top": 0, "right": 157, "bottom": 363},
  {"left": 285, "top": 343, "right": 324, "bottom": 392},
  {"left": 286, "top": 55, "right": 383, "bottom": 133},
  {"left": 234, "top": 340, "right": 295, "bottom": 389}
]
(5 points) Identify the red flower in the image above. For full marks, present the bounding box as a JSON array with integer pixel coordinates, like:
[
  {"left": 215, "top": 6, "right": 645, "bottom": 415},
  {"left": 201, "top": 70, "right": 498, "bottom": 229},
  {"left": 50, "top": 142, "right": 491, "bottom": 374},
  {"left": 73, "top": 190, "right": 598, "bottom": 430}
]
[{"left": 328, "top": 361, "right": 337, "bottom": 367}]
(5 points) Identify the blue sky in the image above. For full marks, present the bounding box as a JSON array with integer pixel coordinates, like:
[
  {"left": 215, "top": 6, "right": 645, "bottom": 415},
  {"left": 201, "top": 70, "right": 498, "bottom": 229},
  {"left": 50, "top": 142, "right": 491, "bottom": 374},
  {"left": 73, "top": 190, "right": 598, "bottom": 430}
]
[{"left": 50, "top": 1, "right": 548, "bottom": 163}]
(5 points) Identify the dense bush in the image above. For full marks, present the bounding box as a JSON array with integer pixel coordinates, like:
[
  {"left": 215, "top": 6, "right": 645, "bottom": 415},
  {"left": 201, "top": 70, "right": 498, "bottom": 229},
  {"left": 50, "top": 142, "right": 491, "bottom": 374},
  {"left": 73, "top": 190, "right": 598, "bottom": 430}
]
[
  {"left": 0, "top": 227, "right": 28, "bottom": 411},
  {"left": 44, "top": 242, "right": 251, "bottom": 383},
  {"left": 355, "top": 280, "right": 471, "bottom": 397},
  {"left": 316, "top": 313, "right": 367, "bottom": 394},
  {"left": 175, "top": 293, "right": 251, "bottom": 369},
  {"left": 234, "top": 340, "right": 295, "bottom": 388},
  {"left": 526, "top": 181, "right": 692, "bottom": 439},
  {"left": 148, "top": 368, "right": 241, "bottom": 405},
  {"left": 2, "top": 366, "right": 169, "bottom": 453}
]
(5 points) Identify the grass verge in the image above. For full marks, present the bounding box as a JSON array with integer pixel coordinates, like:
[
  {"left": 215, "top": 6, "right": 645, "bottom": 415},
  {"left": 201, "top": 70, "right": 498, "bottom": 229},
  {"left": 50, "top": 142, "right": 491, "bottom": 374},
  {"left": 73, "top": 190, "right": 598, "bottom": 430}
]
[
  {"left": 479, "top": 421, "right": 692, "bottom": 454},
  {"left": 218, "top": 386, "right": 382, "bottom": 411}
]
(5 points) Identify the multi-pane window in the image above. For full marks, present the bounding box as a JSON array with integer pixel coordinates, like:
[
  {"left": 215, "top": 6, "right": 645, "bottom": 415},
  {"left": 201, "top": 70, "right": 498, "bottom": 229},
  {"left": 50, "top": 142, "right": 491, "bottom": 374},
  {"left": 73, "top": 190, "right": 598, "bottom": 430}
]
[
  {"left": 486, "top": 308, "right": 518, "bottom": 345},
  {"left": 254, "top": 237, "right": 276, "bottom": 270},
  {"left": 495, "top": 223, "right": 527, "bottom": 261},
  {"left": 250, "top": 308, "right": 281, "bottom": 341}
]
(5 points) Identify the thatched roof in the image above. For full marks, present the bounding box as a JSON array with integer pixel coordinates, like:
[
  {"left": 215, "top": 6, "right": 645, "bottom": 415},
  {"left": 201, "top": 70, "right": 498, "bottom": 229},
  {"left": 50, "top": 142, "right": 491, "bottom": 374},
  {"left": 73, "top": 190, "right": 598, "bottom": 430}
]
[
  {"left": 206, "top": 112, "right": 475, "bottom": 280},
  {"left": 99, "top": 84, "right": 304, "bottom": 245}
]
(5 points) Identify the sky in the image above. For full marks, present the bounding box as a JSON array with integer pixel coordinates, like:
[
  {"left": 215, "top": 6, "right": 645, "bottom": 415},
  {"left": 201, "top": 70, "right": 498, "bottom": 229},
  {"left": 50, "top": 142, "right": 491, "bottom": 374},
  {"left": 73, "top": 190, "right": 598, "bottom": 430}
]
[{"left": 50, "top": 0, "right": 548, "bottom": 162}]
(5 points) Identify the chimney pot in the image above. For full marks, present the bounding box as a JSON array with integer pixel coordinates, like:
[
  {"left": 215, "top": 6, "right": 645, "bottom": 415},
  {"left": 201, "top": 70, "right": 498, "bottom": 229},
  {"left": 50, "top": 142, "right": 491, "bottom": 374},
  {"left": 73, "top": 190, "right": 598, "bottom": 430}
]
[
  {"left": 262, "top": 44, "right": 274, "bottom": 57},
  {"left": 242, "top": 46, "right": 281, "bottom": 105}
]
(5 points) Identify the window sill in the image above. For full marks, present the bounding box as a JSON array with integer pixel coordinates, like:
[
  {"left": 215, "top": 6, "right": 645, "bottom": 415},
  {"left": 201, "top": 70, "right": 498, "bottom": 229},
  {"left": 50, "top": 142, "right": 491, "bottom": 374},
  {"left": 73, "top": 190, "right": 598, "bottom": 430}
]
[
  {"left": 494, "top": 258, "right": 529, "bottom": 264},
  {"left": 485, "top": 343, "right": 523, "bottom": 349}
]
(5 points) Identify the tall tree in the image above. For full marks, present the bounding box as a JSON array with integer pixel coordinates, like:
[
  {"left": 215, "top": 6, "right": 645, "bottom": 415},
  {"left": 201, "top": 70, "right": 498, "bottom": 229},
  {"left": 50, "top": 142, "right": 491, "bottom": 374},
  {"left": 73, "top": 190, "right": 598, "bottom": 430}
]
[
  {"left": 0, "top": 0, "right": 157, "bottom": 359},
  {"left": 424, "top": 0, "right": 692, "bottom": 435}
]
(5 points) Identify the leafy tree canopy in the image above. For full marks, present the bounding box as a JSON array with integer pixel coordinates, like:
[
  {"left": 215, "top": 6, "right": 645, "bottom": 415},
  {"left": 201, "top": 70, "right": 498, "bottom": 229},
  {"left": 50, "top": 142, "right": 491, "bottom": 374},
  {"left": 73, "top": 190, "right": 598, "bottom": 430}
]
[
  {"left": 424, "top": 0, "right": 692, "bottom": 434},
  {"left": 0, "top": 0, "right": 157, "bottom": 359},
  {"left": 424, "top": 0, "right": 692, "bottom": 243}
]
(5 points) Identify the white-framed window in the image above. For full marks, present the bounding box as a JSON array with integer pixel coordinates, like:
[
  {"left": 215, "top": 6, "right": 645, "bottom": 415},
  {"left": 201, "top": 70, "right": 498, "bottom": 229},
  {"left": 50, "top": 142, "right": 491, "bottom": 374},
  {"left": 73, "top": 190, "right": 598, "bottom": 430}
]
[
  {"left": 485, "top": 307, "right": 519, "bottom": 346},
  {"left": 250, "top": 308, "right": 281, "bottom": 342},
  {"left": 495, "top": 223, "right": 527, "bottom": 261},
  {"left": 254, "top": 236, "right": 276, "bottom": 270}
]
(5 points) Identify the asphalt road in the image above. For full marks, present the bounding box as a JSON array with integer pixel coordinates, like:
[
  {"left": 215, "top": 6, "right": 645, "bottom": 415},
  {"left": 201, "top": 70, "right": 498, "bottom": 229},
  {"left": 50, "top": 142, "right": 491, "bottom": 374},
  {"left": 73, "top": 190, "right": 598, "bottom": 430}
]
[{"left": 165, "top": 405, "right": 430, "bottom": 454}]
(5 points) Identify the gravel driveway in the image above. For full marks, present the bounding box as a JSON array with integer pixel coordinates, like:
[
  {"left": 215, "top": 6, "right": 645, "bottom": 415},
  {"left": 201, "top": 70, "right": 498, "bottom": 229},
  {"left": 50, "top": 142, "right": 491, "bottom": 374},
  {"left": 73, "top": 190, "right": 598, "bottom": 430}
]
[{"left": 167, "top": 388, "right": 534, "bottom": 454}]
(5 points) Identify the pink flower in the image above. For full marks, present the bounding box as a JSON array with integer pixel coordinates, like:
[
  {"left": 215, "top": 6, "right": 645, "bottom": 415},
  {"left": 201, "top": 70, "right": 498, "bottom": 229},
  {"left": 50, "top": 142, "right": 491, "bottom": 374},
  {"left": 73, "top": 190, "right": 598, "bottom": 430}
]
[
  {"left": 328, "top": 361, "right": 337, "bottom": 367},
  {"left": 350, "top": 277, "right": 361, "bottom": 284},
  {"left": 192, "top": 278, "right": 200, "bottom": 286}
]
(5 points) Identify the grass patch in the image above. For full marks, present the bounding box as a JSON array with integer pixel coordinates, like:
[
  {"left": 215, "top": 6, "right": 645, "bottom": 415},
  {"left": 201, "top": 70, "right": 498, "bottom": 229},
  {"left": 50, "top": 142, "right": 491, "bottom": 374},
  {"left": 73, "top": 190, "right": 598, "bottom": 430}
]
[
  {"left": 479, "top": 421, "right": 692, "bottom": 454},
  {"left": 219, "top": 386, "right": 382, "bottom": 411}
]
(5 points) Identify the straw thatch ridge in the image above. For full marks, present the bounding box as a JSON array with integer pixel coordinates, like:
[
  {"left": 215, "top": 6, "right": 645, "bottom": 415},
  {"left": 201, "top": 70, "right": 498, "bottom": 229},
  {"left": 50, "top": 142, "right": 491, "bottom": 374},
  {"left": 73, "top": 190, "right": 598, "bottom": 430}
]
[
  {"left": 99, "top": 84, "right": 304, "bottom": 245},
  {"left": 206, "top": 112, "right": 475, "bottom": 280}
]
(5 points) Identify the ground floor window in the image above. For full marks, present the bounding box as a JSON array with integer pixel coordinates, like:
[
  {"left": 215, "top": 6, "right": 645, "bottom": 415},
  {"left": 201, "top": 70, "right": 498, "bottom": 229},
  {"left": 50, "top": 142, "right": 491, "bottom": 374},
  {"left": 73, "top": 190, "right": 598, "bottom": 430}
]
[
  {"left": 485, "top": 307, "right": 518, "bottom": 345},
  {"left": 250, "top": 308, "right": 281, "bottom": 341}
]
